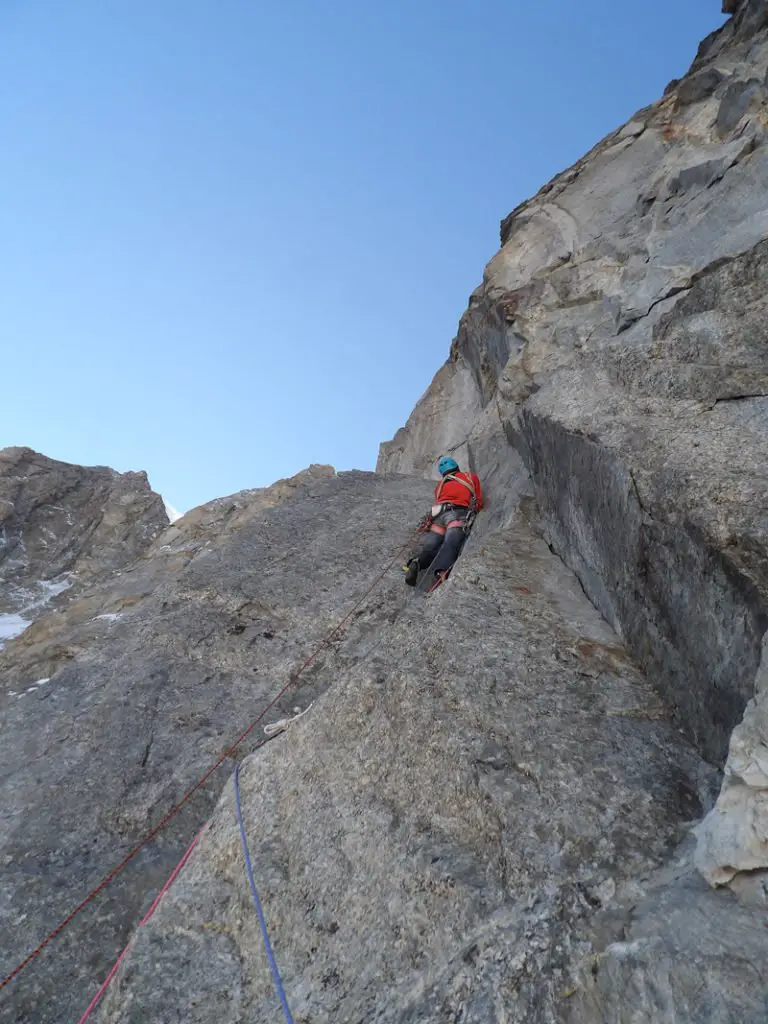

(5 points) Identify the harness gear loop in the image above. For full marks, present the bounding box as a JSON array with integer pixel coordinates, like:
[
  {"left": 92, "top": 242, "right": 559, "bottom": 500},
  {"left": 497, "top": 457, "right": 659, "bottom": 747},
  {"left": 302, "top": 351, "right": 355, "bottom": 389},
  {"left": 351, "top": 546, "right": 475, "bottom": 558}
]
[{"left": 445, "top": 519, "right": 468, "bottom": 530}]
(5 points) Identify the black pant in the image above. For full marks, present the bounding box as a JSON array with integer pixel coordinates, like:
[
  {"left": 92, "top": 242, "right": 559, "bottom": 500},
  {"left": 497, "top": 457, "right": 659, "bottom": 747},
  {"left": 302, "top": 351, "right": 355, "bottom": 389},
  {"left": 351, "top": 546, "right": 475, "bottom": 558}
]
[{"left": 413, "top": 507, "right": 471, "bottom": 577}]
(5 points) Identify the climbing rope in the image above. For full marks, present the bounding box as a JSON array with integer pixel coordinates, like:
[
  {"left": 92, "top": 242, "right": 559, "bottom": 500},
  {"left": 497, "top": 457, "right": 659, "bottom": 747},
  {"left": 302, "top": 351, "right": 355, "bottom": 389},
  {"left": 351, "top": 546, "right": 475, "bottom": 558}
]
[
  {"left": 75, "top": 830, "right": 203, "bottom": 1023},
  {"left": 234, "top": 762, "right": 295, "bottom": 1024},
  {"left": 0, "top": 526, "right": 420, "bottom": 996},
  {"left": 264, "top": 702, "right": 314, "bottom": 738}
]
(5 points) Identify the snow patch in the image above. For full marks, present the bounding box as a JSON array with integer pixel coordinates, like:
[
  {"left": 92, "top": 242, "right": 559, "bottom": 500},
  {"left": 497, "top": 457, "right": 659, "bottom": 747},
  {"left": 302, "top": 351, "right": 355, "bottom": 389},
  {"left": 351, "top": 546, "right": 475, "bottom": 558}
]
[
  {"left": 8, "top": 677, "right": 51, "bottom": 699},
  {"left": 9, "top": 575, "right": 74, "bottom": 616},
  {"left": 605, "top": 938, "right": 650, "bottom": 960},
  {"left": 0, "top": 614, "right": 31, "bottom": 649},
  {"left": 163, "top": 500, "right": 183, "bottom": 523},
  {"left": 96, "top": 613, "right": 122, "bottom": 623},
  {"left": 38, "top": 576, "right": 73, "bottom": 600}
]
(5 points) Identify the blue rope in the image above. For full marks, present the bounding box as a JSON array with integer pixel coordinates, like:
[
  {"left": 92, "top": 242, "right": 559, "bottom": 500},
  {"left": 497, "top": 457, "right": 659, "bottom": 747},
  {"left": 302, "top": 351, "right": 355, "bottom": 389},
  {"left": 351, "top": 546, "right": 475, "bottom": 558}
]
[{"left": 234, "top": 763, "right": 295, "bottom": 1024}]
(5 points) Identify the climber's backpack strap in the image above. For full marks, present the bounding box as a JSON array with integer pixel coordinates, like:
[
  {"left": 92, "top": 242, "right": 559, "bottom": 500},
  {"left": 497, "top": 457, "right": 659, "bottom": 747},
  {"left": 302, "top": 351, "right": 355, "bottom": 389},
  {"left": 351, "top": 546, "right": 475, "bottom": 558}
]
[{"left": 436, "top": 473, "right": 477, "bottom": 509}]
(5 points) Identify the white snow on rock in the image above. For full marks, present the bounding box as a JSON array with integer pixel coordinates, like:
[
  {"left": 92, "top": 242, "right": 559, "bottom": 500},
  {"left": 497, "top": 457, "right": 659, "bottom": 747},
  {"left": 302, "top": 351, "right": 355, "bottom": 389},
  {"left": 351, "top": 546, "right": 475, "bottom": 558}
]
[
  {"left": 0, "top": 575, "right": 73, "bottom": 652},
  {"left": 0, "top": 614, "right": 31, "bottom": 649},
  {"left": 7, "top": 678, "right": 51, "bottom": 699},
  {"left": 38, "top": 576, "right": 73, "bottom": 600},
  {"left": 163, "top": 500, "right": 183, "bottom": 523},
  {"left": 8, "top": 575, "right": 74, "bottom": 617}
]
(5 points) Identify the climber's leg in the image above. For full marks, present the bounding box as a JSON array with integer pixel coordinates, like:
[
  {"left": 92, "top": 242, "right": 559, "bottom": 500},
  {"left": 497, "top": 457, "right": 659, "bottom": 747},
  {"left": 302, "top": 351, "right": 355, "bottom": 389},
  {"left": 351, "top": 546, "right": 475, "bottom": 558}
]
[
  {"left": 427, "top": 525, "right": 467, "bottom": 577},
  {"left": 403, "top": 526, "right": 445, "bottom": 585}
]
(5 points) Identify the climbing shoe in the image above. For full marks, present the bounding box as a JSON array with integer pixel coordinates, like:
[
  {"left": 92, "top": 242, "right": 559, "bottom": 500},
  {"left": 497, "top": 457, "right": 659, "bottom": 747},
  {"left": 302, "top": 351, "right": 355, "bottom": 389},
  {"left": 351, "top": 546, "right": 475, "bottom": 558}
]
[{"left": 403, "top": 560, "right": 419, "bottom": 586}]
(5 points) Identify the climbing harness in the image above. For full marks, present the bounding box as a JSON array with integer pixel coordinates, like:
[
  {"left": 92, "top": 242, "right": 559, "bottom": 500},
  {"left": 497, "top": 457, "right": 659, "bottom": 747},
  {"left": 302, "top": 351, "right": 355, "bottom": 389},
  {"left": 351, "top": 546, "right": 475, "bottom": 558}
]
[
  {"left": 264, "top": 703, "right": 314, "bottom": 738},
  {"left": 427, "top": 472, "right": 479, "bottom": 531},
  {"left": 75, "top": 830, "right": 203, "bottom": 1024},
  {"left": 410, "top": 508, "right": 478, "bottom": 596},
  {"left": 234, "top": 763, "right": 295, "bottom": 1024},
  {"left": 428, "top": 512, "right": 473, "bottom": 536},
  {"left": 0, "top": 525, "right": 423, "bottom": 999}
]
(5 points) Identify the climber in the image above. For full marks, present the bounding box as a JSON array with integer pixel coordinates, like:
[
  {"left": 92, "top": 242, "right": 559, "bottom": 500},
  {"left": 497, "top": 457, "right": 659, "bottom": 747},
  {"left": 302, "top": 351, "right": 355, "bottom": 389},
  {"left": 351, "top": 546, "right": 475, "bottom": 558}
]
[{"left": 403, "top": 457, "right": 484, "bottom": 587}]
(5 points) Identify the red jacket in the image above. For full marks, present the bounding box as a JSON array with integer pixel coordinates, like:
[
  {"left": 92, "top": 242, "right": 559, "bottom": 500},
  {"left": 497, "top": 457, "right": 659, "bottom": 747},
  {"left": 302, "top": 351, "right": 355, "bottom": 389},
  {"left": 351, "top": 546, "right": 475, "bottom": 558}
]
[{"left": 435, "top": 471, "right": 484, "bottom": 511}]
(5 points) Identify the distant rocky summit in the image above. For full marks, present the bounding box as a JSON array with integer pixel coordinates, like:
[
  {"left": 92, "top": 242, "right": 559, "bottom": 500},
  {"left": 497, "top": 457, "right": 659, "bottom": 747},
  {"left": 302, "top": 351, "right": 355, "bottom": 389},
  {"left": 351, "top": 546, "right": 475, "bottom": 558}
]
[
  {"left": 4, "top": 3, "right": 768, "bottom": 1022},
  {"left": 0, "top": 447, "right": 167, "bottom": 647}
]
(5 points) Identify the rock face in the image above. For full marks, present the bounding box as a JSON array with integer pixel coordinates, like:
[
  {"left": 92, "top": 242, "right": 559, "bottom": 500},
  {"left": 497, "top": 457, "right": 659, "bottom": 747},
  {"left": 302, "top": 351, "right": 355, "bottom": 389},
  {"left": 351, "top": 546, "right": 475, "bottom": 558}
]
[
  {"left": 0, "top": 466, "right": 433, "bottom": 1023},
  {"left": 4, "top": 4, "right": 768, "bottom": 1023},
  {"left": 4, "top": 457, "right": 756, "bottom": 1024},
  {"left": 0, "top": 447, "right": 168, "bottom": 643},
  {"left": 93, "top": 509, "right": 735, "bottom": 1024},
  {"left": 695, "top": 629, "right": 768, "bottom": 898},
  {"left": 379, "top": 0, "right": 768, "bottom": 770}
]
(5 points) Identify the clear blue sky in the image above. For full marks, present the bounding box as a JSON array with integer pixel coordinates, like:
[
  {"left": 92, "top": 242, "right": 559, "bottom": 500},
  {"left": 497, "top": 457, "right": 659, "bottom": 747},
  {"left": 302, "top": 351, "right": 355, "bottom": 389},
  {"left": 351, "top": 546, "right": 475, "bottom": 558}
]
[{"left": 1, "top": 1, "right": 727, "bottom": 512}]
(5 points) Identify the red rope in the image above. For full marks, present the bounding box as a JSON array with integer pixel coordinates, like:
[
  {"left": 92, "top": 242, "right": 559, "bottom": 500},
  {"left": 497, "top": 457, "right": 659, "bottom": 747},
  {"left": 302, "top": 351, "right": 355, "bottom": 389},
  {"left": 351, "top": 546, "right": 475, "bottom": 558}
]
[
  {"left": 0, "top": 531, "right": 416, "bottom": 994},
  {"left": 76, "top": 829, "right": 203, "bottom": 1024}
]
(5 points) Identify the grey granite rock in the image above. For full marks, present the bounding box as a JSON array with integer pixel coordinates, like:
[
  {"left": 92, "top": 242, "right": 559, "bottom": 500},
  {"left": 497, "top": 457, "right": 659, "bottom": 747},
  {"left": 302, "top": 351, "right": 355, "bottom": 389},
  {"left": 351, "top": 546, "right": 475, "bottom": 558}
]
[
  {"left": 0, "top": 467, "right": 432, "bottom": 1023},
  {"left": 95, "top": 504, "right": 728, "bottom": 1024}
]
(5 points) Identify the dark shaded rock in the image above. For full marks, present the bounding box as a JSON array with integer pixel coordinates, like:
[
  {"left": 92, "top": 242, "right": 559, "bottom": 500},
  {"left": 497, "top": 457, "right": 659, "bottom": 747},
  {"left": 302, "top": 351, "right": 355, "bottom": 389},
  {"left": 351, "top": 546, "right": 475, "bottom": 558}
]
[
  {"left": 716, "top": 78, "right": 764, "bottom": 138},
  {"left": 515, "top": 406, "right": 767, "bottom": 764},
  {"left": 675, "top": 67, "right": 725, "bottom": 108}
]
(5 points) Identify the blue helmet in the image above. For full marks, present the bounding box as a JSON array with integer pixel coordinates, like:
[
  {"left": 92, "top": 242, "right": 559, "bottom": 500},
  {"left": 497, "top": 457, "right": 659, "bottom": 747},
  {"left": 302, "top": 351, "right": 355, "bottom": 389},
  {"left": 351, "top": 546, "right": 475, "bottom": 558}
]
[{"left": 437, "top": 456, "right": 459, "bottom": 476}]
